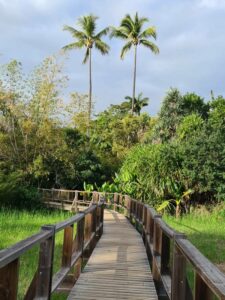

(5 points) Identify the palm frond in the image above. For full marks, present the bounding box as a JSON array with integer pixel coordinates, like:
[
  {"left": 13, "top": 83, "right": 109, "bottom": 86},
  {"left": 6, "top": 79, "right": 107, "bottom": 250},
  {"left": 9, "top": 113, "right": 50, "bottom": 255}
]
[
  {"left": 94, "top": 27, "right": 110, "bottom": 39},
  {"left": 63, "top": 25, "right": 86, "bottom": 39},
  {"left": 82, "top": 48, "right": 90, "bottom": 64},
  {"left": 95, "top": 39, "right": 110, "bottom": 55},
  {"left": 78, "top": 15, "right": 98, "bottom": 36},
  {"left": 120, "top": 41, "right": 133, "bottom": 59},
  {"left": 110, "top": 27, "right": 128, "bottom": 39},
  {"left": 121, "top": 16, "right": 134, "bottom": 34},
  {"left": 133, "top": 13, "right": 148, "bottom": 35},
  {"left": 138, "top": 17, "right": 149, "bottom": 27},
  {"left": 139, "top": 26, "right": 157, "bottom": 39},
  {"left": 62, "top": 41, "right": 84, "bottom": 51},
  {"left": 125, "top": 96, "right": 132, "bottom": 101},
  {"left": 139, "top": 39, "right": 159, "bottom": 54}
]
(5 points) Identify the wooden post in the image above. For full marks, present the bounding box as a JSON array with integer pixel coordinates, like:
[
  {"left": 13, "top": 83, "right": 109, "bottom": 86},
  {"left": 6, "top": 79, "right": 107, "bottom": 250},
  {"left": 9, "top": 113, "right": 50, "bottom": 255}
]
[
  {"left": 152, "top": 218, "right": 162, "bottom": 282},
  {"left": 35, "top": 225, "right": 55, "bottom": 300},
  {"left": 145, "top": 208, "right": 151, "bottom": 259},
  {"left": 124, "top": 195, "right": 130, "bottom": 218},
  {"left": 195, "top": 273, "right": 214, "bottom": 300},
  {"left": 171, "top": 235, "right": 187, "bottom": 300},
  {"left": 160, "top": 232, "right": 170, "bottom": 274},
  {"left": 62, "top": 225, "right": 74, "bottom": 267},
  {"left": 142, "top": 205, "right": 147, "bottom": 241},
  {"left": 113, "top": 193, "right": 118, "bottom": 211},
  {"left": 74, "top": 217, "right": 85, "bottom": 281},
  {"left": 91, "top": 205, "right": 97, "bottom": 250},
  {"left": 119, "top": 194, "right": 123, "bottom": 208},
  {"left": 72, "top": 191, "right": 78, "bottom": 213},
  {"left": 0, "top": 259, "right": 19, "bottom": 300},
  {"left": 100, "top": 203, "right": 104, "bottom": 236},
  {"left": 84, "top": 213, "right": 92, "bottom": 244}
]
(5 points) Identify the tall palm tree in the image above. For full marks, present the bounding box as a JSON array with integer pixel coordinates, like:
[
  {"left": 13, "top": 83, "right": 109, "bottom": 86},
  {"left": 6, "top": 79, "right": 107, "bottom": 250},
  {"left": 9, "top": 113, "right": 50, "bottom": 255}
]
[
  {"left": 125, "top": 93, "right": 149, "bottom": 115},
  {"left": 63, "top": 15, "right": 110, "bottom": 126},
  {"left": 111, "top": 13, "right": 159, "bottom": 114}
]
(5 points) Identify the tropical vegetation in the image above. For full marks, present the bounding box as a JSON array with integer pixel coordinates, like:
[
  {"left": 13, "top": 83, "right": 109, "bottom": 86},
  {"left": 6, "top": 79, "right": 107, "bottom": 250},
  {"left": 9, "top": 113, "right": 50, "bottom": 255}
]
[
  {"left": 110, "top": 12, "right": 159, "bottom": 113},
  {"left": 63, "top": 15, "right": 110, "bottom": 126},
  {"left": 0, "top": 13, "right": 224, "bottom": 214}
]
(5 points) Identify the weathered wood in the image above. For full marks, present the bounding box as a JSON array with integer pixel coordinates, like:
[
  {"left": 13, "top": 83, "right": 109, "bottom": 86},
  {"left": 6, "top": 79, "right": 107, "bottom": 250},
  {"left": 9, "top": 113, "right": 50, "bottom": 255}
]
[
  {"left": 171, "top": 236, "right": 187, "bottom": 300},
  {"left": 24, "top": 270, "right": 38, "bottom": 300},
  {"left": 62, "top": 225, "right": 74, "bottom": 267},
  {"left": 176, "top": 238, "right": 225, "bottom": 298},
  {"left": 0, "top": 230, "right": 51, "bottom": 268},
  {"left": 0, "top": 258, "right": 19, "bottom": 300},
  {"left": 161, "top": 232, "right": 170, "bottom": 274},
  {"left": 195, "top": 273, "right": 214, "bottom": 300},
  {"left": 113, "top": 193, "right": 118, "bottom": 211},
  {"left": 35, "top": 225, "right": 55, "bottom": 300},
  {"left": 67, "top": 210, "right": 158, "bottom": 300}
]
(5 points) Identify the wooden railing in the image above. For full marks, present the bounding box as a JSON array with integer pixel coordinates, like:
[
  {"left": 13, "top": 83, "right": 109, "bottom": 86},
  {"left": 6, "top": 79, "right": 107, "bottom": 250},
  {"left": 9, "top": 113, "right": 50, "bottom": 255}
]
[
  {"left": 1, "top": 190, "right": 225, "bottom": 300},
  {"left": 39, "top": 188, "right": 102, "bottom": 211},
  {"left": 111, "top": 194, "right": 225, "bottom": 300},
  {"left": 0, "top": 198, "right": 104, "bottom": 300}
]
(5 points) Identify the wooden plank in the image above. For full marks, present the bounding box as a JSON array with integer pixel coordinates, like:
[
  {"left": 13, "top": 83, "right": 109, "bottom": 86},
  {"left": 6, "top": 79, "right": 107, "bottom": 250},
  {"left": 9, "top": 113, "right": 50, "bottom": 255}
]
[
  {"left": 35, "top": 225, "right": 55, "bottom": 300},
  {"left": 0, "top": 258, "right": 19, "bottom": 300},
  {"left": 67, "top": 210, "right": 158, "bottom": 300}
]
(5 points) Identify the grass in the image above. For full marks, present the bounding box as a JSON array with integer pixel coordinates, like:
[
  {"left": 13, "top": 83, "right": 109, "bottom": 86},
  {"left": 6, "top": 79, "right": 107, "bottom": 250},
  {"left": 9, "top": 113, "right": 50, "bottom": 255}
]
[
  {"left": 164, "top": 204, "right": 225, "bottom": 268},
  {"left": 1, "top": 204, "right": 225, "bottom": 299},
  {"left": 0, "top": 209, "right": 72, "bottom": 300},
  {"left": 163, "top": 204, "right": 225, "bottom": 299}
]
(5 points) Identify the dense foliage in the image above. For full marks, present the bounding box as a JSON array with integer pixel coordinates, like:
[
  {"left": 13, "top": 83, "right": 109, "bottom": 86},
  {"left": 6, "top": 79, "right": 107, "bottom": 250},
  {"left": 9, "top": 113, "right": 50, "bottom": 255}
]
[
  {"left": 118, "top": 89, "right": 225, "bottom": 208},
  {"left": 0, "top": 57, "right": 153, "bottom": 208}
]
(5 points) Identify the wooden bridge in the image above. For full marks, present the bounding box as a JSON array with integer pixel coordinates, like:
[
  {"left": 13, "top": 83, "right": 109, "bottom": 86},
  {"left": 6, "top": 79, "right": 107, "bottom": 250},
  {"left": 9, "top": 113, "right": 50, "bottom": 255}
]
[{"left": 0, "top": 190, "right": 225, "bottom": 300}]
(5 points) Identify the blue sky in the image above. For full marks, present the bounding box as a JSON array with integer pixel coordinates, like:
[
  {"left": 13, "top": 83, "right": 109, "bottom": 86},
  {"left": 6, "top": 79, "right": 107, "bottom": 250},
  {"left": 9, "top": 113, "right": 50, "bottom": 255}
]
[{"left": 0, "top": 0, "right": 225, "bottom": 115}]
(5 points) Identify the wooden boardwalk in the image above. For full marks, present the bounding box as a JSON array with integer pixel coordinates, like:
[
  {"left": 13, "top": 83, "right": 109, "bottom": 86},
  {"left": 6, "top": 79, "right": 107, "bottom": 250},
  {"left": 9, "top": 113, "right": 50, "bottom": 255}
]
[{"left": 67, "top": 210, "right": 158, "bottom": 300}]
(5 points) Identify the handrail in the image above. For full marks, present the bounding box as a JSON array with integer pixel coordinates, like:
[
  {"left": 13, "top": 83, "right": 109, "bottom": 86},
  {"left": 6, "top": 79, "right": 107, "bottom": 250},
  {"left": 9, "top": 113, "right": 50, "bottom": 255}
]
[
  {"left": 38, "top": 189, "right": 225, "bottom": 300},
  {"left": 1, "top": 190, "right": 225, "bottom": 300},
  {"left": 0, "top": 197, "right": 105, "bottom": 300},
  {"left": 110, "top": 193, "right": 225, "bottom": 300}
]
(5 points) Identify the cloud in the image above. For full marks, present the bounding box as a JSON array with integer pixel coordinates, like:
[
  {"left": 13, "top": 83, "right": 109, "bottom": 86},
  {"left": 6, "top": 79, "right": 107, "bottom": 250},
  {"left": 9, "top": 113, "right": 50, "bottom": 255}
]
[{"left": 0, "top": 0, "right": 225, "bottom": 115}]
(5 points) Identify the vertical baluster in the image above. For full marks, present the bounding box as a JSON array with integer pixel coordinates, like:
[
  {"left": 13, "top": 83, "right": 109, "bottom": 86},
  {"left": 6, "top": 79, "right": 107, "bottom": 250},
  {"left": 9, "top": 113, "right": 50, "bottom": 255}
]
[
  {"left": 74, "top": 217, "right": 85, "bottom": 281},
  {"left": 0, "top": 259, "right": 19, "bottom": 300},
  {"left": 152, "top": 219, "right": 162, "bottom": 283},
  {"left": 142, "top": 205, "right": 147, "bottom": 241},
  {"left": 195, "top": 273, "right": 214, "bottom": 300},
  {"left": 160, "top": 232, "right": 170, "bottom": 274},
  {"left": 113, "top": 193, "right": 118, "bottom": 211},
  {"left": 171, "top": 235, "right": 186, "bottom": 300},
  {"left": 35, "top": 225, "right": 55, "bottom": 300},
  {"left": 62, "top": 225, "right": 74, "bottom": 268}
]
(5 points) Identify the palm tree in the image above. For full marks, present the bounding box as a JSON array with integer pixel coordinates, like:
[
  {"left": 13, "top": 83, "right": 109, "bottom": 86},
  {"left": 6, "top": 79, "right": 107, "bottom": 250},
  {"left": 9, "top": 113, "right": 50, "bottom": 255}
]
[
  {"left": 111, "top": 13, "right": 159, "bottom": 114},
  {"left": 63, "top": 15, "right": 110, "bottom": 126},
  {"left": 125, "top": 93, "right": 149, "bottom": 115}
]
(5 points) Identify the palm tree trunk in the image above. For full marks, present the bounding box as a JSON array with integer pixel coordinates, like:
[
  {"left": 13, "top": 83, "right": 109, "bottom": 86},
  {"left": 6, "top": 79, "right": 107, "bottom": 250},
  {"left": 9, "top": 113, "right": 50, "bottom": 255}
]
[
  {"left": 132, "top": 45, "right": 137, "bottom": 114},
  {"left": 88, "top": 48, "right": 92, "bottom": 135}
]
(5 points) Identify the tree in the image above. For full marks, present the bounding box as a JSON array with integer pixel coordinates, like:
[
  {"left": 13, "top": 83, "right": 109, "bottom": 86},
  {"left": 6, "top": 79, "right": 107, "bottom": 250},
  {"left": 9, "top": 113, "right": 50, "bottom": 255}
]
[
  {"left": 63, "top": 15, "right": 110, "bottom": 126},
  {"left": 111, "top": 12, "right": 159, "bottom": 113},
  {"left": 152, "top": 89, "right": 209, "bottom": 142},
  {"left": 124, "top": 93, "right": 149, "bottom": 115}
]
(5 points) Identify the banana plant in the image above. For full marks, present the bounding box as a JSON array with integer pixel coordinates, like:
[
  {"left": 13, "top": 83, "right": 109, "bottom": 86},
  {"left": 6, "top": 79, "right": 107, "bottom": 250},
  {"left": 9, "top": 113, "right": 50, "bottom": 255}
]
[{"left": 157, "top": 189, "right": 193, "bottom": 217}]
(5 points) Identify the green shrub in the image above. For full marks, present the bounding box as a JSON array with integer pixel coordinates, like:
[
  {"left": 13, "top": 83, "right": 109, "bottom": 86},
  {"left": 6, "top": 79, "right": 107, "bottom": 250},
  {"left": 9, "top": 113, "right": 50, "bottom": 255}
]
[{"left": 0, "top": 171, "right": 42, "bottom": 210}]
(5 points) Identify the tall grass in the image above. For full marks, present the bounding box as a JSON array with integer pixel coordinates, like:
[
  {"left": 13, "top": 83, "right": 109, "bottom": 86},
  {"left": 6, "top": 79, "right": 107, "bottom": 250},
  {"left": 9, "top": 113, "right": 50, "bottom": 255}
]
[
  {"left": 0, "top": 209, "right": 72, "bottom": 300},
  {"left": 164, "top": 204, "right": 225, "bottom": 266}
]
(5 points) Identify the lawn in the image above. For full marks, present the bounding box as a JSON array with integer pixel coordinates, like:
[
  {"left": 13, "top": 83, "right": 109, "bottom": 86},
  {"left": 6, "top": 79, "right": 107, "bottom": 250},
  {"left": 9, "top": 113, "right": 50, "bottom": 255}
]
[
  {"left": 0, "top": 209, "right": 72, "bottom": 300},
  {"left": 164, "top": 204, "right": 225, "bottom": 272}
]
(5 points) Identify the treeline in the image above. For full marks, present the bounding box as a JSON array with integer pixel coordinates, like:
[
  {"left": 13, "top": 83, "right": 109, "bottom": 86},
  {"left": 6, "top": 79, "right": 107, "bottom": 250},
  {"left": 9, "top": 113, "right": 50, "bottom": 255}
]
[
  {"left": 0, "top": 58, "right": 224, "bottom": 209},
  {"left": 117, "top": 89, "right": 225, "bottom": 210},
  {"left": 0, "top": 57, "right": 152, "bottom": 208}
]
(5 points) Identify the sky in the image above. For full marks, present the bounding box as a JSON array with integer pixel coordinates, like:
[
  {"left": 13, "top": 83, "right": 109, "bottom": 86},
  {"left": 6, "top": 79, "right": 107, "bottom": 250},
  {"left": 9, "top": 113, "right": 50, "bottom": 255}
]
[{"left": 0, "top": 0, "right": 225, "bottom": 115}]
